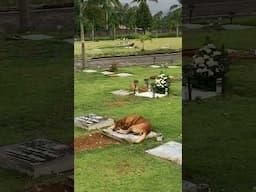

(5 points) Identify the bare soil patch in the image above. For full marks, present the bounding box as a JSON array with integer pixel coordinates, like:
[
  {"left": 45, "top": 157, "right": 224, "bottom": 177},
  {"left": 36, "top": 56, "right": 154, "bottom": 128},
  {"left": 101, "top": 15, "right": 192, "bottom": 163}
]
[
  {"left": 74, "top": 133, "right": 121, "bottom": 152},
  {"left": 26, "top": 182, "right": 73, "bottom": 192},
  {"left": 103, "top": 98, "right": 129, "bottom": 108}
]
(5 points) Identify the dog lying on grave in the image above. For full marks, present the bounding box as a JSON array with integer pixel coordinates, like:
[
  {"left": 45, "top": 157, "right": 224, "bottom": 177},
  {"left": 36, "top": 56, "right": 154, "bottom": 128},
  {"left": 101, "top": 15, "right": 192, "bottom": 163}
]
[{"left": 111, "top": 115, "right": 152, "bottom": 143}]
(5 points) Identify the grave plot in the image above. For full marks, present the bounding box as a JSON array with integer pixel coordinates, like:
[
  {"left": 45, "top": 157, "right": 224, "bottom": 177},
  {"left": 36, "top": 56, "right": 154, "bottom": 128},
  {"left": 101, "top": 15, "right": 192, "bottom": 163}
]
[
  {"left": 75, "top": 133, "right": 121, "bottom": 152},
  {"left": 182, "top": 86, "right": 217, "bottom": 101},
  {"left": 0, "top": 139, "right": 73, "bottom": 178},
  {"left": 150, "top": 65, "right": 161, "bottom": 68},
  {"left": 74, "top": 114, "right": 114, "bottom": 130},
  {"left": 111, "top": 90, "right": 133, "bottom": 96},
  {"left": 135, "top": 91, "right": 167, "bottom": 98},
  {"left": 168, "top": 65, "right": 180, "bottom": 69},
  {"left": 82, "top": 69, "right": 98, "bottom": 73},
  {"left": 21, "top": 34, "right": 53, "bottom": 40},
  {"left": 116, "top": 73, "right": 133, "bottom": 77},
  {"left": 26, "top": 179, "right": 73, "bottom": 192},
  {"left": 102, "top": 72, "right": 133, "bottom": 77},
  {"left": 183, "top": 180, "right": 198, "bottom": 192},
  {"left": 102, "top": 127, "right": 162, "bottom": 143},
  {"left": 146, "top": 141, "right": 182, "bottom": 165},
  {"left": 102, "top": 71, "right": 115, "bottom": 75}
]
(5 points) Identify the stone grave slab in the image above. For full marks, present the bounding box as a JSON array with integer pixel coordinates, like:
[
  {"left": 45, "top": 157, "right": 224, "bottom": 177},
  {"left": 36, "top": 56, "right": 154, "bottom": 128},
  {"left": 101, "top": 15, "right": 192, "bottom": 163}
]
[
  {"left": 168, "top": 65, "right": 180, "bottom": 69},
  {"left": 102, "top": 127, "right": 161, "bottom": 143},
  {"left": 146, "top": 141, "right": 182, "bottom": 165},
  {"left": 74, "top": 114, "right": 114, "bottom": 130},
  {"left": 102, "top": 71, "right": 115, "bottom": 75},
  {"left": 83, "top": 69, "right": 97, "bottom": 73},
  {"left": 183, "top": 86, "right": 217, "bottom": 101},
  {"left": 150, "top": 65, "right": 161, "bottom": 68},
  {"left": 116, "top": 73, "right": 133, "bottom": 77},
  {"left": 222, "top": 24, "right": 256, "bottom": 30},
  {"left": 0, "top": 139, "right": 73, "bottom": 177},
  {"left": 21, "top": 34, "right": 53, "bottom": 40},
  {"left": 183, "top": 180, "right": 198, "bottom": 192},
  {"left": 135, "top": 91, "right": 167, "bottom": 98},
  {"left": 111, "top": 90, "right": 133, "bottom": 96}
]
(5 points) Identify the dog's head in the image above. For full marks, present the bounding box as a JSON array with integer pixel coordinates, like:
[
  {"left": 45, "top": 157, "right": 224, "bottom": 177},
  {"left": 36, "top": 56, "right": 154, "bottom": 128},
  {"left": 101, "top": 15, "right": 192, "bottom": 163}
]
[{"left": 112, "top": 120, "right": 127, "bottom": 131}]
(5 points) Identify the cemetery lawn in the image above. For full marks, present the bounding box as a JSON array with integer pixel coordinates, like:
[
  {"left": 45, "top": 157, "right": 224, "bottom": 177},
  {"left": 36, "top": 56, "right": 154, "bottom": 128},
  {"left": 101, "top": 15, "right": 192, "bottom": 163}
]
[
  {"left": 74, "top": 66, "right": 182, "bottom": 192},
  {"left": 183, "top": 28, "right": 256, "bottom": 50},
  {"left": 74, "top": 37, "right": 182, "bottom": 58},
  {"left": 183, "top": 59, "right": 256, "bottom": 191},
  {"left": 0, "top": 38, "right": 73, "bottom": 191}
]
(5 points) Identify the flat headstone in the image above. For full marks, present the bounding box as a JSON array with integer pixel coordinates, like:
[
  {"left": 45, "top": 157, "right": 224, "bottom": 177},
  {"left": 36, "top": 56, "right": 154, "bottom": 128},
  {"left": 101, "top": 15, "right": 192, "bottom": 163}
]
[
  {"left": 21, "top": 34, "right": 53, "bottom": 40},
  {"left": 183, "top": 24, "right": 203, "bottom": 29},
  {"left": 150, "top": 65, "right": 161, "bottom": 68},
  {"left": 116, "top": 73, "right": 133, "bottom": 77},
  {"left": 103, "top": 127, "right": 161, "bottom": 143},
  {"left": 135, "top": 91, "right": 167, "bottom": 98},
  {"left": 183, "top": 180, "right": 198, "bottom": 192},
  {"left": 146, "top": 141, "right": 182, "bottom": 165},
  {"left": 183, "top": 86, "right": 217, "bottom": 101},
  {"left": 222, "top": 24, "right": 256, "bottom": 30},
  {"left": 0, "top": 139, "right": 73, "bottom": 177},
  {"left": 83, "top": 69, "right": 97, "bottom": 73},
  {"left": 102, "top": 71, "right": 115, "bottom": 75},
  {"left": 168, "top": 65, "right": 180, "bottom": 69},
  {"left": 111, "top": 90, "right": 132, "bottom": 96},
  {"left": 75, "top": 114, "right": 114, "bottom": 130}
]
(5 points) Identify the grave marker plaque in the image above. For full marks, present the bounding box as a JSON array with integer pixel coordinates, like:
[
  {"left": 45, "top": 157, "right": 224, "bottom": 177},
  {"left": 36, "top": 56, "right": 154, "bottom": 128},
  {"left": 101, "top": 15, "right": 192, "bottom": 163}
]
[
  {"left": 74, "top": 114, "right": 114, "bottom": 130},
  {"left": 0, "top": 139, "right": 73, "bottom": 177}
]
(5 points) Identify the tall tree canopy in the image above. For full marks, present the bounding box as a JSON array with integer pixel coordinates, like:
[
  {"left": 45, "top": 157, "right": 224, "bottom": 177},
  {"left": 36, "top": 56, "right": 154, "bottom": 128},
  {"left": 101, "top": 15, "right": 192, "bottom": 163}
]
[{"left": 135, "top": 1, "right": 152, "bottom": 33}]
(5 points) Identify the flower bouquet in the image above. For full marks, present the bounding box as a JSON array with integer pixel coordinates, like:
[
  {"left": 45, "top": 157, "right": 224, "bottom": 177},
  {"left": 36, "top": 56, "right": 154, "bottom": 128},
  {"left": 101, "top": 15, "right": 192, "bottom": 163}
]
[
  {"left": 192, "top": 43, "right": 226, "bottom": 91},
  {"left": 154, "top": 73, "right": 171, "bottom": 94}
]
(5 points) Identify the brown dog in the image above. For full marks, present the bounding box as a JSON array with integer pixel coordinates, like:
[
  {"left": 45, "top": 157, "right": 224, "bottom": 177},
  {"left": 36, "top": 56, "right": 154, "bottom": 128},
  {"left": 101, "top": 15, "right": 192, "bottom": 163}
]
[{"left": 112, "top": 115, "right": 152, "bottom": 143}]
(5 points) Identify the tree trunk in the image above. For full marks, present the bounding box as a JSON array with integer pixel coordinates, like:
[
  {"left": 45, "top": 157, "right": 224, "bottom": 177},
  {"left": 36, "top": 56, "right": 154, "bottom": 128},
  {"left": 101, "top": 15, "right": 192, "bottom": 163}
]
[
  {"left": 113, "top": 26, "right": 116, "bottom": 40},
  {"left": 176, "top": 24, "right": 179, "bottom": 37},
  {"left": 17, "top": 0, "right": 31, "bottom": 31},
  {"left": 80, "top": 2, "right": 86, "bottom": 69},
  {"left": 105, "top": 0, "right": 109, "bottom": 34},
  {"left": 91, "top": 19, "right": 95, "bottom": 41}
]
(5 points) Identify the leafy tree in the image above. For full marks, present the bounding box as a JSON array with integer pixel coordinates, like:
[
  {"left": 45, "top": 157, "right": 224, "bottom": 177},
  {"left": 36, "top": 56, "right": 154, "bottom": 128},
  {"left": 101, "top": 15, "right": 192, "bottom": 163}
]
[
  {"left": 84, "top": 0, "right": 104, "bottom": 40},
  {"left": 168, "top": 4, "right": 182, "bottom": 37},
  {"left": 132, "top": 0, "right": 158, "bottom": 3},
  {"left": 101, "top": 0, "right": 121, "bottom": 33},
  {"left": 135, "top": 1, "right": 152, "bottom": 33},
  {"left": 152, "top": 11, "right": 164, "bottom": 32},
  {"left": 136, "top": 31, "right": 152, "bottom": 51}
]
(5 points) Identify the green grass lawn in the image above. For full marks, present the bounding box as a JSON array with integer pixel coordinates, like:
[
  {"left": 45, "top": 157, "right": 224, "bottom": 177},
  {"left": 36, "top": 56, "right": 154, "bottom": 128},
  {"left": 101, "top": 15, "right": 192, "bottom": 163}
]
[
  {"left": 74, "top": 37, "right": 182, "bottom": 58},
  {"left": 183, "top": 28, "right": 256, "bottom": 50},
  {"left": 0, "top": 38, "right": 73, "bottom": 191},
  {"left": 74, "top": 66, "right": 182, "bottom": 192},
  {"left": 183, "top": 59, "right": 256, "bottom": 191}
]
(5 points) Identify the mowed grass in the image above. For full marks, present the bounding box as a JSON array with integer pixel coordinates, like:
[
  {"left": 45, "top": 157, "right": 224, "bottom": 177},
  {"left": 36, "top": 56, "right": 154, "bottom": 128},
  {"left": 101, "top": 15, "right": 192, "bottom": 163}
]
[
  {"left": 74, "top": 66, "right": 182, "bottom": 192},
  {"left": 183, "top": 59, "right": 256, "bottom": 191},
  {"left": 74, "top": 37, "right": 182, "bottom": 58},
  {"left": 183, "top": 28, "right": 256, "bottom": 50},
  {"left": 0, "top": 38, "right": 73, "bottom": 191}
]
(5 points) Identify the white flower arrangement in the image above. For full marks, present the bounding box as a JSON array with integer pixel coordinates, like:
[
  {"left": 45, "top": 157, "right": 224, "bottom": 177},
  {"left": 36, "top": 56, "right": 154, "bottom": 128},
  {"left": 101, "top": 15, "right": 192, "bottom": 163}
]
[
  {"left": 192, "top": 43, "right": 225, "bottom": 78},
  {"left": 154, "top": 73, "right": 170, "bottom": 89}
]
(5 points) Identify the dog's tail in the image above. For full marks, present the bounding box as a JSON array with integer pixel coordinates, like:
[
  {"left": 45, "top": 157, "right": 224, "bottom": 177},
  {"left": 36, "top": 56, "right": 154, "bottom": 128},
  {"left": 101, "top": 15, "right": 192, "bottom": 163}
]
[{"left": 134, "top": 132, "right": 148, "bottom": 144}]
